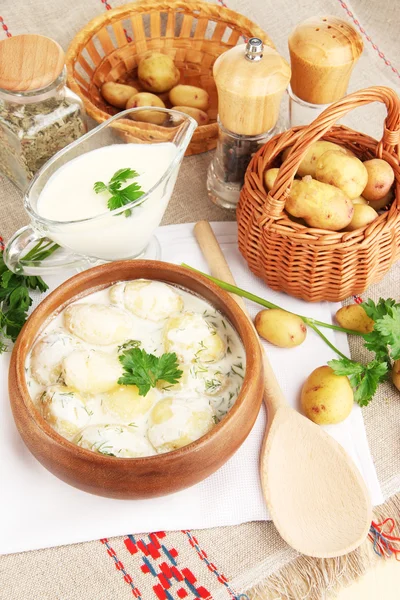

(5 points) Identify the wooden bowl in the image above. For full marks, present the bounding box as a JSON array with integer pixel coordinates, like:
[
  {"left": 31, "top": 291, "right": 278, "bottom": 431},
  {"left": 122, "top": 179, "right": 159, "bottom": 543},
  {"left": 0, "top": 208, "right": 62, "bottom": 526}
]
[
  {"left": 9, "top": 261, "right": 263, "bottom": 499},
  {"left": 65, "top": 0, "right": 273, "bottom": 156}
]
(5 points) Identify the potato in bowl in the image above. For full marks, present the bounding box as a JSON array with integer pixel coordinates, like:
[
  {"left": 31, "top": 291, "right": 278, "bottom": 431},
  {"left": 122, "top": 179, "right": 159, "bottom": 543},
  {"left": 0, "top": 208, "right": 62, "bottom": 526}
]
[{"left": 9, "top": 261, "right": 263, "bottom": 499}]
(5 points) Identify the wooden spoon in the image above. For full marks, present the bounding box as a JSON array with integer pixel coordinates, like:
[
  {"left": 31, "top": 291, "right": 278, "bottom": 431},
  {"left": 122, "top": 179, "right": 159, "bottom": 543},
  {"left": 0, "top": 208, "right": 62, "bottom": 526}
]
[{"left": 194, "top": 220, "right": 372, "bottom": 558}]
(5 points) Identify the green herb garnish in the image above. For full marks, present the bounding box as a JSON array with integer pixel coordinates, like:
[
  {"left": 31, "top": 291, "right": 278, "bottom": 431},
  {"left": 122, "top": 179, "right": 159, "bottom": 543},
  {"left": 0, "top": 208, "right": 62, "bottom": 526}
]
[
  {"left": 0, "top": 248, "right": 53, "bottom": 353},
  {"left": 94, "top": 168, "right": 144, "bottom": 217},
  {"left": 182, "top": 263, "right": 400, "bottom": 408},
  {"left": 118, "top": 347, "right": 183, "bottom": 396}
]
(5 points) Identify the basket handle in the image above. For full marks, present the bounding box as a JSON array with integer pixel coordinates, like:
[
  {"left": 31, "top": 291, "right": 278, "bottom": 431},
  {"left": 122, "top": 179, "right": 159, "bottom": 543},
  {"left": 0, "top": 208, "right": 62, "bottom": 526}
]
[{"left": 262, "top": 86, "right": 400, "bottom": 221}]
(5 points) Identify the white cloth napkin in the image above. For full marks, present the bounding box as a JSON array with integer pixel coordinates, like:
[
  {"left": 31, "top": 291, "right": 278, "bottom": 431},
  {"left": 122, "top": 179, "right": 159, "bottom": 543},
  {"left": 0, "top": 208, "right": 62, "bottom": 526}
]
[{"left": 0, "top": 222, "right": 383, "bottom": 555}]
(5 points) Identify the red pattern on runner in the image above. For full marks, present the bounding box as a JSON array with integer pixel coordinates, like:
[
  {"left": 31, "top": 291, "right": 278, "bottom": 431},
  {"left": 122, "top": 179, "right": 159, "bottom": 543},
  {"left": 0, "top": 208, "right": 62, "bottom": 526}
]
[{"left": 0, "top": 15, "right": 12, "bottom": 38}]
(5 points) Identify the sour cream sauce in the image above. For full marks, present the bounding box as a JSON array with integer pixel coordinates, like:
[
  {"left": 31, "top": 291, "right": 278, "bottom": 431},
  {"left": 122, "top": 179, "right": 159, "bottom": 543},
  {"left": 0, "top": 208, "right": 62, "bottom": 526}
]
[{"left": 25, "top": 280, "right": 245, "bottom": 458}]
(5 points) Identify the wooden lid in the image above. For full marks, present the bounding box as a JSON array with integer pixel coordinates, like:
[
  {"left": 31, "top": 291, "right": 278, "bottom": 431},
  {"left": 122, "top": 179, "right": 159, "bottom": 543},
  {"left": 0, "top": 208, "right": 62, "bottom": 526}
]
[
  {"left": 288, "top": 16, "right": 363, "bottom": 67},
  {"left": 214, "top": 43, "right": 291, "bottom": 97},
  {"left": 0, "top": 34, "right": 65, "bottom": 92}
]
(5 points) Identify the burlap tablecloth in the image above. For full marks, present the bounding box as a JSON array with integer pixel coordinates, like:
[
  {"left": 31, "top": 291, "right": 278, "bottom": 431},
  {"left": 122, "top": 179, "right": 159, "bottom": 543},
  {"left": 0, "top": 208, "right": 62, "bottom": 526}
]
[{"left": 0, "top": 1, "right": 399, "bottom": 599}]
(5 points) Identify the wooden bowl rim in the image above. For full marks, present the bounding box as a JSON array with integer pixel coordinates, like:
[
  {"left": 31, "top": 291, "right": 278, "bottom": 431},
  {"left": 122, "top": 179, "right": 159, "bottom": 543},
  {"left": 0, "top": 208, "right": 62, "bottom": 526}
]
[{"left": 10, "top": 260, "right": 262, "bottom": 467}]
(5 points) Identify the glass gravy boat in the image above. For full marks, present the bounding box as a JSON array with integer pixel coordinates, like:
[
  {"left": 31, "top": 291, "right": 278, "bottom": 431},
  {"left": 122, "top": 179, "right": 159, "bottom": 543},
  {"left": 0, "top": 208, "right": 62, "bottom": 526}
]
[{"left": 4, "top": 108, "right": 196, "bottom": 275}]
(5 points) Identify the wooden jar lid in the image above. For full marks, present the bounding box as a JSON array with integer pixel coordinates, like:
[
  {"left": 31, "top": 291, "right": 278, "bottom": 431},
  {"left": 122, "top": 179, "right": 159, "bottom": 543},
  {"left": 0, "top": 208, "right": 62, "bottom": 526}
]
[
  {"left": 0, "top": 34, "right": 65, "bottom": 93},
  {"left": 288, "top": 16, "right": 363, "bottom": 104},
  {"left": 213, "top": 43, "right": 291, "bottom": 135}
]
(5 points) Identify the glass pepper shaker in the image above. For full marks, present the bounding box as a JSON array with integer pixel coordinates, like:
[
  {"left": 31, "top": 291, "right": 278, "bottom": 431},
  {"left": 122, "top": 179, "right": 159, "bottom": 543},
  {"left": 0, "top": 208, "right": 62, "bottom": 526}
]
[
  {"left": 207, "top": 38, "right": 290, "bottom": 210},
  {"left": 288, "top": 16, "right": 363, "bottom": 127},
  {"left": 0, "top": 34, "right": 87, "bottom": 192}
]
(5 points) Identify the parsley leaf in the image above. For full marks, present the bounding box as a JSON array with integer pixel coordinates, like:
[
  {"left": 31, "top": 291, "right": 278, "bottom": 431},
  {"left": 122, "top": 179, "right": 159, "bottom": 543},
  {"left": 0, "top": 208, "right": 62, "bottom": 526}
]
[
  {"left": 0, "top": 251, "right": 50, "bottom": 352},
  {"left": 94, "top": 168, "right": 144, "bottom": 218},
  {"left": 118, "top": 347, "right": 183, "bottom": 396},
  {"left": 374, "top": 306, "right": 400, "bottom": 360},
  {"left": 362, "top": 298, "right": 397, "bottom": 321},
  {"left": 328, "top": 357, "right": 388, "bottom": 406}
]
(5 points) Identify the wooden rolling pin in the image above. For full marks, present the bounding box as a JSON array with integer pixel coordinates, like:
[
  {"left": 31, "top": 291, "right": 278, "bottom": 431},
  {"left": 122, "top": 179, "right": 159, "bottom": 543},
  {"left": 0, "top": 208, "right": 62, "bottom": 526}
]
[{"left": 194, "top": 220, "right": 372, "bottom": 558}]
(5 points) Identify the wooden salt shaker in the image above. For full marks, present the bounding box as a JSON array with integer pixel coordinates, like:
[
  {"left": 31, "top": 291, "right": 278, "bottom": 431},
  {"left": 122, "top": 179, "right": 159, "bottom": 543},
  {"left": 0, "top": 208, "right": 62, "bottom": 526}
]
[
  {"left": 207, "top": 38, "right": 290, "bottom": 209},
  {"left": 288, "top": 16, "right": 363, "bottom": 126}
]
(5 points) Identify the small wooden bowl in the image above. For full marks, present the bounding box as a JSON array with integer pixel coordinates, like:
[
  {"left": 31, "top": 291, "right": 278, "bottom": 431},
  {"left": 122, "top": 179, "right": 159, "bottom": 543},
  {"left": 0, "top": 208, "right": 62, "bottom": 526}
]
[
  {"left": 65, "top": 0, "right": 273, "bottom": 156},
  {"left": 9, "top": 261, "right": 263, "bottom": 499}
]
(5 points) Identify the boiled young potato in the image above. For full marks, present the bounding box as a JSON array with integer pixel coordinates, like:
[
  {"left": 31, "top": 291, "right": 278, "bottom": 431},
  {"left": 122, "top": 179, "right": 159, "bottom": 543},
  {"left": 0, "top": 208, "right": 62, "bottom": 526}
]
[
  {"left": 163, "top": 312, "right": 226, "bottom": 363},
  {"left": 126, "top": 92, "right": 166, "bottom": 125},
  {"left": 282, "top": 141, "right": 354, "bottom": 178},
  {"left": 301, "top": 366, "right": 354, "bottom": 425},
  {"left": 138, "top": 52, "right": 180, "bottom": 93},
  {"left": 362, "top": 158, "right": 395, "bottom": 201},
  {"left": 101, "top": 82, "right": 138, "bottom": 108},
  {"left": 335, "top": 305, "right": 374, "bottom": 334},
  {"left": 63, "top": 350, "right": 122, "bottom": 394},
  {"left": 343, "top": 204, "right": 378, "bottom": 232},
  {"left": 64, "top": 303, "right": 132, "bottom": 346},
  {"left": 110, "top": 279, "right": 183, "bottom": 322},
  {"left": 76, "top": 424, "right": 156, "bottom": 457},
  {"left": 30, "top": 330, "right": 80, "bottom": 385},
  {"left": 286, "top": 177, "right": 353, "bottom": 231},
  {"left": 101, "top": 386, "right": 156, "bottom": 422},
  {"left": 147, "top": 396, "right": 214, "bottom": 453},
  {"left": 315, "top": 151, "right": 368, "bottom": 199},
  {"left": 263, "top": 168, "right": 279, "bottom": 191},
  {"left": 40, "top": 385, "right": 91, "bottom": 440},
  {"left": 169, "top": 85, "right": 209, "bottom": 111},
  {"left": 255, "top": 309, "right": 307, "bottom": 348},
  {"left": 172, "top": 106, "right": 209, "bottom": 125}
]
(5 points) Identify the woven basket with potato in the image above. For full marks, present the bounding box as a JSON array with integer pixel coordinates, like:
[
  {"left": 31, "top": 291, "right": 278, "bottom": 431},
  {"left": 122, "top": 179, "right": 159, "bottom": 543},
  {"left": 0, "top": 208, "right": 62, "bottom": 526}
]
[
  {"left": 65, "top": 0, "right": 272, "bottom": 155},
  {"left": 237, "top": 87, "right": 400, "bottom": 302}
]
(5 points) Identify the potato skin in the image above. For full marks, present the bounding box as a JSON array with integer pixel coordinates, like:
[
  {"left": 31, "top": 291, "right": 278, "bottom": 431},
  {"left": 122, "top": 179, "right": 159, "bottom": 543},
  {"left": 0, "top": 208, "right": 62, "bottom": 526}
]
[
  {"left": 392, "top": 359, "right": 400, "bottom": 392},
  {"left": 254, "top": 309, "right": 307, "bottom": 348},
  {"left": 362, "top": 158, "right": 395, "bottom": 201},
  {"left": 264, "top": 168, "right": 279, "bottom": 191},
  {"left": 286, "top": 177, "right": 354, "bottom": 231},
  {"left": 301, "top": 366, "right": 354, "bottom": 425},
  {"left": 343, "top": 204, "right": 378, "bottom": 232},
  {"left": 335, "top": 305, "right": 374, "bottom": 333},
  {"left": 282, "top": 141, "right": 353, "bottom": 178},
  {"left": 126, "top": 92, "right": 166, "bottom": 125},
  {"left": 138, "top": 52, "right": 180, "bottom": 93},
  {"left": 101, "top": 82, "right": 138, "bottom": 108},
  {"left": 169, "top": 85, "right": 209, "bottom": 111},
  {"left": 316, "top": 151, "right": 368, "bottom": 199},
  {"left": 171, "top": 106, "right": 209, "bottom": 125}
]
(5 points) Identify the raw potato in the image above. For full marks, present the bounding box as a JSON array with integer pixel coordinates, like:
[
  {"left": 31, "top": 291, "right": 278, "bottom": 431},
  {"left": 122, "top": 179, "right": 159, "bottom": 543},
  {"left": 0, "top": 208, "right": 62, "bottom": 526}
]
[
  {"left": 343, "top": 204, "right": 378, "bottom": 231},
  {"left": 138, "top": 52, "right": 180, "bottom": 93},
  {"left": 392, "top": 359, "right": 400, "bottom": 392},
  {"left": 352, "top": 196, "right": 368, "bottom": 205},
  {"left": 301, "top": 366, "right": 354, "bottom": 425},
  {"left": 335, "top": 305, "right": 374, "bottom": 334},
  {"left": 169, "top": 85, "right": 209, "bottom": 111},
  {"left": 286, "top": 177, "right": 353, "bottom": 231},
  {"left": 254, "top": 309, "right": 307, "bottom": 348},
  {"left": 172, "top": 106, "right": 209, "bottom": 125},
  {"left": 362, "top": 158, "right": 395, "bottom": 201},
  {"left": 126, "top": 92, "right": 166, "bottom": 125},
  {"left": 315, "top": 151, "right": 368, "bottom": 199},
  {"left": 264, "top": 168, "right": 279, "bottom": 191},
  {"left": 368, "top": 189, "right": 394, "bottom": 211},
  {"left": 101, "top": 82, "right": 138, "bottom": 108},
  {"left": 282, "top": 141, "right": 354, "bottom": 178}
]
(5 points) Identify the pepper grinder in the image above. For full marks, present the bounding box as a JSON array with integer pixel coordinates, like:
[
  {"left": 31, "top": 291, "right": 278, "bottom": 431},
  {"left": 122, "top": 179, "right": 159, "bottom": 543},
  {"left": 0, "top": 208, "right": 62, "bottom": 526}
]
[
  {"left": 207, "top": 38, "right": 290, "bottom": 210},
  {"left": 288, "top": 16, "right": 363, "bottom": 126}
]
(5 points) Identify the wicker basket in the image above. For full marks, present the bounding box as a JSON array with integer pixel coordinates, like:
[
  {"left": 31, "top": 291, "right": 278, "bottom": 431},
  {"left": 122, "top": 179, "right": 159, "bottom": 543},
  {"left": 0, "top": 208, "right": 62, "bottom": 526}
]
[
  {"left": 237, "top": 87, "right": 400, "bottom": 302},
  {"left": 65, "top": 0, "right": 273, "bottom": 156}
]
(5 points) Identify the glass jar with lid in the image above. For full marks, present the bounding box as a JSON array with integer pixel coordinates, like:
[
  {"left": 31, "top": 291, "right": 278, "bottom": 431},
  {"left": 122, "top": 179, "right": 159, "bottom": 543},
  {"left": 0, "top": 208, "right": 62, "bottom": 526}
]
[{"left": 0, "top": 34, "right": 86, "bottom": 191}]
